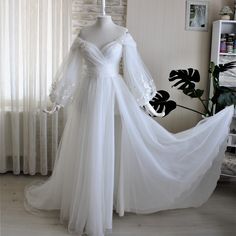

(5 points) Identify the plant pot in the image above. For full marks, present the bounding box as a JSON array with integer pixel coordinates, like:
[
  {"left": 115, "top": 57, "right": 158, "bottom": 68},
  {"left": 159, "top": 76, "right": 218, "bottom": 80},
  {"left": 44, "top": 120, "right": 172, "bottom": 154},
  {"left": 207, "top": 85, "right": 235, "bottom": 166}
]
[{"left": 221, "top": 14, "right": 231, "bottom": 20}]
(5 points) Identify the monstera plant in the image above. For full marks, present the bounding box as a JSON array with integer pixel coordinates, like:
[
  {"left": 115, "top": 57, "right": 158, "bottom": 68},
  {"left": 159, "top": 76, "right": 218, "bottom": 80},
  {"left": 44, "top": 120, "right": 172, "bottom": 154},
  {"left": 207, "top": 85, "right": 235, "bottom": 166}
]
[{"left": 149, "top": 61, "right": 236, "bottom": 117}]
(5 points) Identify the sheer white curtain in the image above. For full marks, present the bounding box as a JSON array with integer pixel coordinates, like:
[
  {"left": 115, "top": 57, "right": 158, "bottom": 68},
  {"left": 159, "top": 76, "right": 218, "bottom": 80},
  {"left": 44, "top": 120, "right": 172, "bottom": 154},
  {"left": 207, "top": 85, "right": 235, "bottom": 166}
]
[{"left": 0, "top": 0, "right": 72, "bottom": 175}]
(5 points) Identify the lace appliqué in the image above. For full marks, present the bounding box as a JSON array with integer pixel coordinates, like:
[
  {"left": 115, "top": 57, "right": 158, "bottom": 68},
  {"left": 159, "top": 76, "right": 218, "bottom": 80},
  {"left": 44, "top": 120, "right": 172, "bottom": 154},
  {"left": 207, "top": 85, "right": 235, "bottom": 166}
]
[
  {"left": 49, "top": 38, "right": 82, "bottom": 106},
  {"left": 136, "top": 77, "right": 156, "bottom": 106},
  {"left": 127, "top": 75, "right": 156, "bottom": 106},
  {"left": 49, "top": 80, "right": 77, "bottom": 106},
  {"left": 122, "top": 33, "right": 157, "bottom": 106},
  {"left": 49, "top": 81, "right": 58, "bottom": 104}
]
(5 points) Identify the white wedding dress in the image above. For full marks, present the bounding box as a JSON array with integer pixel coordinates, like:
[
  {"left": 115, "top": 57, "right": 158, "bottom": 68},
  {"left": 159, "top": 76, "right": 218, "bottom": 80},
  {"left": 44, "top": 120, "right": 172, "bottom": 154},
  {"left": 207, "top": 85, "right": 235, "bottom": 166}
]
[{"left": 24, "top": 30, "right": 234, "bottom": 236}]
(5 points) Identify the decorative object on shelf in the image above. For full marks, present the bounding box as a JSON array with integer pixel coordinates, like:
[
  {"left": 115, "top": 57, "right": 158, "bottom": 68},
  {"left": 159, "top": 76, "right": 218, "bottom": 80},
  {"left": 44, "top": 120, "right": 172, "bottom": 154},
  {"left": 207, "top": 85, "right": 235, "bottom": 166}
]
[
  {"left": 220, "top": 33, "right": 236, "bottom": 53},
  {"left": 234, "top": 37, "right": 236, "bottom": 53},
  {"left": 219, "top": 6, "right": 233, "bottom": 20},
  {"left": 234, "top": 0, "right": 236, "bottom": 20},
  {"left": 220, "top": 33, "right": 227, "bottom": 53},
  {"left": 185, "top": 0, "right": 209, "bottom": 31},
  {"left": 227, "top": 33, "right": 235, "bottom": 53}
]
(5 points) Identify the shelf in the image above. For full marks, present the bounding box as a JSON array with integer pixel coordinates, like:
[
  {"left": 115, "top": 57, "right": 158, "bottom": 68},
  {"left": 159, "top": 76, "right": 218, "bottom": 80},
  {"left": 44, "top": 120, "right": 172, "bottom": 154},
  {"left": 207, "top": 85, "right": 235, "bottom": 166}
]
[
  {"left": 217, "top": 20, "right": 236, "bottom": 24},
  {"left": 227, "top": 145, "right": 236, "bottom": 147},
  {"left": 221, "top": 152, "right": 236, "bottom": 178},
  {"left": 220, "top": 173, "right": 236, "bottom": 178},
  {"left": 219, "top": 80, "right": 236, "bottom": 87},
  {"left": 220, "top": 53, "right": 236, "bottom": 56}
]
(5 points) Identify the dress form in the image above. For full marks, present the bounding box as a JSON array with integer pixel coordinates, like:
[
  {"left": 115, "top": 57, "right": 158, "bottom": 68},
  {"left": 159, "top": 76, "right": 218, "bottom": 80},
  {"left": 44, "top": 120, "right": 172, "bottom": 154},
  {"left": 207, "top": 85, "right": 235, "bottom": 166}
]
[
  {"left": 44, "top": 15, "right": 126, "bottom": 114},
  {"left": 45, "top": 13, "right": 164, "bottom": 117},
  {"left": 79, "top": 0, "right": 126, "bottom": 49},
  {"left": 79, "top": 15, "right": 127, "bottom": 50},
  {"left": 79, "top": 16, "right": 163, "bottom": 117}
]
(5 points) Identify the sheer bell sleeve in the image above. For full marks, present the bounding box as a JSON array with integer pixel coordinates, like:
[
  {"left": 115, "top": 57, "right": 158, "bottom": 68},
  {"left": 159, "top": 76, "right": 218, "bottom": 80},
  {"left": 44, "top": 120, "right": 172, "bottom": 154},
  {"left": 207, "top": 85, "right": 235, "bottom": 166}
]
[
  {"left": 49, "top": 37, "right": 82, "bottom": 107},
  {"left": 122, "top": 33, "right": 157, "bottom": 106}
]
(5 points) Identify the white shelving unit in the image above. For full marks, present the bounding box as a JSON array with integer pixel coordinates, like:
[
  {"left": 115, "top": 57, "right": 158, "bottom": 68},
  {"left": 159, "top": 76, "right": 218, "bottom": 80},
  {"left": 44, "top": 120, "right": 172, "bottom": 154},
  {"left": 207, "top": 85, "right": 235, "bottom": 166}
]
[
  {"left": 211, "top": 20, "right": 236, "bottom": 87},
  {"left": 210, "top": 20, "right": 236, "bottom": 178}
]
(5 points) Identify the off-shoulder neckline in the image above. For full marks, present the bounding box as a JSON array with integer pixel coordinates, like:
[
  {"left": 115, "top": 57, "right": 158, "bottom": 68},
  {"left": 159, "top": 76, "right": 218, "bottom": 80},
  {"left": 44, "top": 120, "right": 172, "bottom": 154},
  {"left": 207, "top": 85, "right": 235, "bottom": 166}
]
[{"left": 77, "top": 29, "right": 129, "bottom": 52}]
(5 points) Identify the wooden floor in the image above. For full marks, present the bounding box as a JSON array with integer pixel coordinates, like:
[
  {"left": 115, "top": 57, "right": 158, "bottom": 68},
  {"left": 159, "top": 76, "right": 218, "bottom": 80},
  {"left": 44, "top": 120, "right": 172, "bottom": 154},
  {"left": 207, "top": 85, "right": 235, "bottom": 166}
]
[{"left": 0, "top": 174, "right": 236, "bottom": 236}]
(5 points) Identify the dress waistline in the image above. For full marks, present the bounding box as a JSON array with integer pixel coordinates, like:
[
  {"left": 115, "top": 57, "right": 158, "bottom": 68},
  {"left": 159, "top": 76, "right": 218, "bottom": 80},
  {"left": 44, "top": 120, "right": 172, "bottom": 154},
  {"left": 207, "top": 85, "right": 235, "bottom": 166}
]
[{"left": 85, "top": 66, "right": 119, "bottom": 78}]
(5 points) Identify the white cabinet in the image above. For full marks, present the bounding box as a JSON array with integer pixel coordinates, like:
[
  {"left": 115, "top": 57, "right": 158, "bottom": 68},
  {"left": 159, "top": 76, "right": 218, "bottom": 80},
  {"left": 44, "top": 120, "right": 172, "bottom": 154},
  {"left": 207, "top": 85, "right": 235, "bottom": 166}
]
[{"left": 210, "top": 20, "right": 236, "bottom": 178}]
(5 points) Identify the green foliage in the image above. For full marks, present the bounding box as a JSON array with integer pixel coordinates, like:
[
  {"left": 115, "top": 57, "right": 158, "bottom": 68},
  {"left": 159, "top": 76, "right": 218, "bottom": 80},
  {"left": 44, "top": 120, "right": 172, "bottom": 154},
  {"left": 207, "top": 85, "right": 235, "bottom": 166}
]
[
  {"left": 169, "top": 69, "right": 205, "bottom": 99},
  {"left": 209, "top": 61, "right": 236, "bottom": 113},
  {"left": 168, "top": 68, "right": 210, "bottom": 116},
  {"left": 169, "top": 68, "right": 200, "bottom": 87},
  {"left": 168, "top": 61, "right": 236, "bottom": 116},
  {"left": 149, "top": 90, "right": 176, "bottom": 116},
  {"left": 151, "top": 61, "right": 236, "bottom": 117}
]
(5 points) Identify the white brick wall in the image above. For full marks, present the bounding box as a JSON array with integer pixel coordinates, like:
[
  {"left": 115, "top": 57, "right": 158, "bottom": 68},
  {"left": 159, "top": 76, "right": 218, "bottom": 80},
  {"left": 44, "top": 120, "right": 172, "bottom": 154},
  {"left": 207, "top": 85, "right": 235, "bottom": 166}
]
[{"left": 72, "top": 0, "right": 127, "bottom": 36}]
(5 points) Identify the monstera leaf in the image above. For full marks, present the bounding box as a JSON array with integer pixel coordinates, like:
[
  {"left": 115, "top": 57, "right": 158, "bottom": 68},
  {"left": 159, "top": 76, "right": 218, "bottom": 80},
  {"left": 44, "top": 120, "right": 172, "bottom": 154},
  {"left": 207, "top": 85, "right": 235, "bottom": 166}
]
[
  {"left": 169, "top": 68, "right": 204, "bottom": 98},
  {"left": 149, "top": 90, "right": 176, "bottom": 116},
  {"left": 212, "top": 86, "right": 236, "bottom": 109},
  {"left": 182, "top": 88, "right": 204, "bottom": 98}
]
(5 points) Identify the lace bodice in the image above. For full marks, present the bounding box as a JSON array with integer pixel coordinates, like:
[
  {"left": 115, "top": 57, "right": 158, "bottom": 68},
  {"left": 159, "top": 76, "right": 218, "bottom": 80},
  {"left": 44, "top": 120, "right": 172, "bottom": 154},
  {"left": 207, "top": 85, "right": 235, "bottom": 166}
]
[{"left": 49, "top": 32, "right": 157, "bottom": 106}]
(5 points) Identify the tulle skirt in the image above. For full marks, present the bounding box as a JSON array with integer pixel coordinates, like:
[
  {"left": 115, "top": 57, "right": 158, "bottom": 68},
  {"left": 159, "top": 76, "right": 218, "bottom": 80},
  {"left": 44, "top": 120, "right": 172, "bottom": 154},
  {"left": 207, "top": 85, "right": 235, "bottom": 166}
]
[{"left": 24, "top": 73, "right": 234, "bottom": 236}]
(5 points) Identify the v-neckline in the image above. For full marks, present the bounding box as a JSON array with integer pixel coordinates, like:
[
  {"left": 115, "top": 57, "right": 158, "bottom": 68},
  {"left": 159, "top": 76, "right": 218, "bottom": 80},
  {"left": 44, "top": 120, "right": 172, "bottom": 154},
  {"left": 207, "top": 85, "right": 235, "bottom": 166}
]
[{"left": 78, "top": 29, "right": 128, "bottom": 54}]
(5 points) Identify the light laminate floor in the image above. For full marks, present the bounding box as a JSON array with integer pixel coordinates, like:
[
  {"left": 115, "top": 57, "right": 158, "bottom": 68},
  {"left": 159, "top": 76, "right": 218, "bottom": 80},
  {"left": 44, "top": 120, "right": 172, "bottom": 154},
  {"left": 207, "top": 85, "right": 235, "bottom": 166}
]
[{"left": 0, "top": 174, "right": 236, "bottom": 236}]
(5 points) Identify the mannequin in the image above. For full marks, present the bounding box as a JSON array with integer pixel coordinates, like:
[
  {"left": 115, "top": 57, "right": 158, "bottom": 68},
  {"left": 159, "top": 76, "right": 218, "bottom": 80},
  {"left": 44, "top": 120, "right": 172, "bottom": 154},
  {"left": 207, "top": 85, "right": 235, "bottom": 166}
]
[
  {"left": 45, "top": 14, "right": 164, "bottom": 117},
  {"left": 79, "top": 15, "right": 126, "bottom": 50},
  {"left": 25, "top": 2, "right": 234, "bottom": 235}
]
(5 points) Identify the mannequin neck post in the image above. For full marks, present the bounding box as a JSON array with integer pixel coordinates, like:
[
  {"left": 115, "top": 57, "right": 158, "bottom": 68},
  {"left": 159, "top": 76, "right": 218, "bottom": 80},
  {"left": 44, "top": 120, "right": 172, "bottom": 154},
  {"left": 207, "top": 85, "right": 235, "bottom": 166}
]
[
  {"left": 102, "top": 0, "right": 106, "bottom": 16},
  {"left": 96, "top": 15, "right": 115, "bottom": 27}
]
